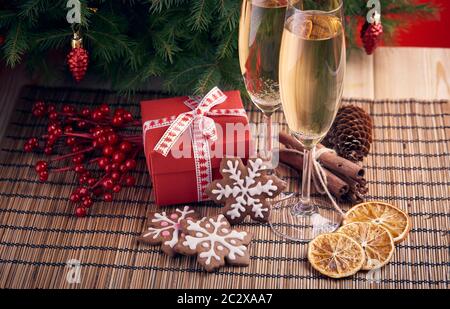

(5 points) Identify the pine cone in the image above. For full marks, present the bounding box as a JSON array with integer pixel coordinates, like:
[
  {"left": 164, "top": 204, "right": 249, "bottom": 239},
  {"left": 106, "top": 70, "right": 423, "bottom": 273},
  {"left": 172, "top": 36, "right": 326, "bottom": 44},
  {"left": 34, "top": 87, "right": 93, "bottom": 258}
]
[
  {"left": 67, "top": 47, "right": 89, "bottom": 82},
  {"left": 323, "top": 105, "right": 373, "bottom": 162},
  {"left": 360, "top": 21, "right": 383, "bottom": 55}
]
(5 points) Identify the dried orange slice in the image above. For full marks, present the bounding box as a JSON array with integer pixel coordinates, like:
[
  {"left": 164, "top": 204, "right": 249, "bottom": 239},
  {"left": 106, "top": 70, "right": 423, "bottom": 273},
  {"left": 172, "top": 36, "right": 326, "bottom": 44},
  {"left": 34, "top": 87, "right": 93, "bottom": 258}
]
[
  {"left": 343, "top": 201, "right": 411, "bottom": 243},
  {"left": 307, "top": 233, "right": 365, "bottom": 279},
  {"left": 338, "top": 222, "right": 394, "bottom": 270}
]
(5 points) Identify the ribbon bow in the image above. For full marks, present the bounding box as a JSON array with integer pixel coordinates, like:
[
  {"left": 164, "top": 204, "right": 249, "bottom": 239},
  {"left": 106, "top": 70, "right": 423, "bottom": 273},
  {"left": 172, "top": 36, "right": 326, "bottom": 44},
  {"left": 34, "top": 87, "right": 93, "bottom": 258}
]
[{"left": 154, "top": 87, "right": 227, "bottom": 156}]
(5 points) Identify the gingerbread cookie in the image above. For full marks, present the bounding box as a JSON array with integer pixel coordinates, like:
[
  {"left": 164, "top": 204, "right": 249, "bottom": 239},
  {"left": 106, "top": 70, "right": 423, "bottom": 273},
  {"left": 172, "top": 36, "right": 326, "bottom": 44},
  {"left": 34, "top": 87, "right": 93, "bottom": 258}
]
[
  {"left": 138, "top": 206, "right": 199, "bottom": 257},
  {"left": 175, "top": 214, "right": 252, "bottom": 272},
  {"left": 206, "top": 157, "right": 286, "bottom": 224}
]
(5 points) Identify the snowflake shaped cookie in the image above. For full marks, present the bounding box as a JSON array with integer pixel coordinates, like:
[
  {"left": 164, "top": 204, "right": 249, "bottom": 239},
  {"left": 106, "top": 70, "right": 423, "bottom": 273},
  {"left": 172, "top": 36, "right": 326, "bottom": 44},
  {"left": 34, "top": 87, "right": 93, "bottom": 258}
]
[
  {"left": 206, "top": 158, "right": 286, "bottom": 224},
  {"left": 138, "top": 206, "right": 199, "bottom": 257},
  {"left": 175, "top": 214, "right": 252, "bottom": 272}
]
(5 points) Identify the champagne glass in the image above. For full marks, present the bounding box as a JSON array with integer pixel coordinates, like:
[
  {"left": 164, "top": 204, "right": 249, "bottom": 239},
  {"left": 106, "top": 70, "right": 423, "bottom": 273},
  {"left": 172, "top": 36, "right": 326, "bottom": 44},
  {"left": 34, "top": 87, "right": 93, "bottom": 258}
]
[
  {"left": 238, "top": 0, "right": 287, "bottom": 166},
  {"left": 271, "top": 0, "right": 346, "bottom": 241}
]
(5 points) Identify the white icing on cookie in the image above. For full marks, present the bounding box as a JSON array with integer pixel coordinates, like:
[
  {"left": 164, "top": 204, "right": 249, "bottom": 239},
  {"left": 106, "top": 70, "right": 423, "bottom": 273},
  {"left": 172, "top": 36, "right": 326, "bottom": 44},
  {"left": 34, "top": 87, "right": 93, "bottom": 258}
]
[
  {"left": 142, "top": 206, "right": 195, "bottom": 248},
  {"left": 181, "top": 215, "right": 248, "bottom": 265},
  {"left": 212, "top": 158, "right": 278, "bottom": 220}
]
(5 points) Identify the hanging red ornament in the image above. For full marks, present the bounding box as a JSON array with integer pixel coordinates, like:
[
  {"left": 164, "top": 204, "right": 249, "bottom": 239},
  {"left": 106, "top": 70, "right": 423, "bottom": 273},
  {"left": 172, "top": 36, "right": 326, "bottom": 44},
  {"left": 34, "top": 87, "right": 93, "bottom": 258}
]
[
  {"left": 67, "top": 32, "right": 89, "bottom": 82},
  {"left": 0, "top": 35, "right": 5, "bottom": 45},
  {"left": 360, "top": 20, "right": 383, "bottom": 55}
]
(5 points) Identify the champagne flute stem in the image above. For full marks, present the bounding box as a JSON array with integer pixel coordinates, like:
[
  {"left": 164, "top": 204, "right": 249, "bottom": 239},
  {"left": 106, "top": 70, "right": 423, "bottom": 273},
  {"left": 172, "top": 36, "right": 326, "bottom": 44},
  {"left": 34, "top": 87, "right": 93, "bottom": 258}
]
[
  {"left": 292, "top": 146, "right": 316, "bottom": 215},
  {"left": 263, "top": 114, "right": 273, "bottom": 163},
  {"left": 301, "top": 147, "right": 312, "bottom": 205}
]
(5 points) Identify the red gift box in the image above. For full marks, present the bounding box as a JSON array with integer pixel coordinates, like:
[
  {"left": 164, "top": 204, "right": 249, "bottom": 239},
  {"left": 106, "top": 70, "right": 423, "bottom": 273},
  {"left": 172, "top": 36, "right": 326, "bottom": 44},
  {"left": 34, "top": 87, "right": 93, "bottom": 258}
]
[{"left": 140, "top": 88, "right": 251, "bottom": 206}]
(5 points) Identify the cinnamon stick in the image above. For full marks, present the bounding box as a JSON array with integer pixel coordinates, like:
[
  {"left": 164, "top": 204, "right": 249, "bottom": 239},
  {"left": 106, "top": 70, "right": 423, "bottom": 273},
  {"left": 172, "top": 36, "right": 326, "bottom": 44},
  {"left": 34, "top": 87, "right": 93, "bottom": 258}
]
[
  {"left": 279, "top": 149, "right": 349, "bottom": 199},
  {"left": 279, "top": 132, "right": 365, "bottom": 180}
]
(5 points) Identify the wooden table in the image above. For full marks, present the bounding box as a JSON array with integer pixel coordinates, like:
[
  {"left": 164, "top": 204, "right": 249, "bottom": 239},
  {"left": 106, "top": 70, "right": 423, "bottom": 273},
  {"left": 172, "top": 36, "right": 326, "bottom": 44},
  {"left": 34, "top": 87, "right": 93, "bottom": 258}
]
[{"left": 344, "top": 47, "right": 450, "bottom": 101}]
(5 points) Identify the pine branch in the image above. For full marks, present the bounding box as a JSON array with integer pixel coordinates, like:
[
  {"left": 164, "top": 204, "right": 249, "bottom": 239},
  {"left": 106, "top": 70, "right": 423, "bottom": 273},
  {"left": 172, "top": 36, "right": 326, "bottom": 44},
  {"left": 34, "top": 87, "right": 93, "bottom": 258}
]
[
  {"left": 3, "top": 21, "right": 30, "bottom": 67},
  {"left": 188, "top": 0, "right": 214, "bottom": 31},
  {"left": 34, "top": 29, "right": 72, "bottom": 50},
  {"left": 195, "top": 64, "right": 221, "bottom": 94},
  {"left": 215, "top": 31, "right": 237, "bottom": 60},
  {"left": 148, "top": 0, "right": 187, "bottom": 12}
]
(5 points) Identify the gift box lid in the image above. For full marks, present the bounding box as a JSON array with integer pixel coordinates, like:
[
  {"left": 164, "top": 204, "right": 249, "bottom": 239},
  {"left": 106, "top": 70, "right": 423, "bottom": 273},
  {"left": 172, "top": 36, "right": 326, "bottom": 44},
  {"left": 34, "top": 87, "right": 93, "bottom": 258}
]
[{"left": 140, "top": 90, "right": 251, "bottom": 176}]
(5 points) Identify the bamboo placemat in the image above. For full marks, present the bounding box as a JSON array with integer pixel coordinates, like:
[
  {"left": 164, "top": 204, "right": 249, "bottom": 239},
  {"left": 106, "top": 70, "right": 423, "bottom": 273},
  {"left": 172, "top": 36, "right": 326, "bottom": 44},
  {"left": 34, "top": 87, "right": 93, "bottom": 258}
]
[{"left": 0, "top": 86, "right": 448, "bottom": 289}]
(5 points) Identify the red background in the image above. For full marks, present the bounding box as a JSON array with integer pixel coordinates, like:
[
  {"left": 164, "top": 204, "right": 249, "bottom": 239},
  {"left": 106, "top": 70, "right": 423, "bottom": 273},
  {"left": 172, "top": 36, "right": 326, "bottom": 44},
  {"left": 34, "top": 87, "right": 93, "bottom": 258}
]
[{"left": 393, "top": 0, "right": 450, "bottom": 47}]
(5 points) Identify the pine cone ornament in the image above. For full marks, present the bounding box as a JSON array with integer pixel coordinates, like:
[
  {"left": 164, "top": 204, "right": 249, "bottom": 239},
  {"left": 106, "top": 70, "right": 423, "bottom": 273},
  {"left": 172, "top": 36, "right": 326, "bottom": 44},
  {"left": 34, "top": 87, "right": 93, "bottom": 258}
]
[
  {"left": 360, "top": 21, "right": 383, "bottom": 55},
  {"left": 323, "top": 105, "right": 373, "bottom": 163},
  {"left": 67, "top": 32, "right": 89, "bottom": 82}
]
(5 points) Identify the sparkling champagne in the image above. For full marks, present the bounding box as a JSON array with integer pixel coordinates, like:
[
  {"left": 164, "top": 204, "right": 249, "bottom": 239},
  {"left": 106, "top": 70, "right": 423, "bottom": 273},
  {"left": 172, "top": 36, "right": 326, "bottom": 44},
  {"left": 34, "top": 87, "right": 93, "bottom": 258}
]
[
  {"left": 238, "top": 0, "right": 287, "bottom": 115},
  {"left": 279, "top": 13, "right": 345, "bottom": 144}
]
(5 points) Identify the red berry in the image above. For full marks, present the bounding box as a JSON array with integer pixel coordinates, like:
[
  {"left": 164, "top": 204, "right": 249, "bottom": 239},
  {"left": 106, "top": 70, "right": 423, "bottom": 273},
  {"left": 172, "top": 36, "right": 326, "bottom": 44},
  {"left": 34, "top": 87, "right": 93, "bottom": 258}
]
[
  {"left": 47, "top": 104, "right": 56, "bottom": 113},
  {"left": 78, "top": 174, "right": 88, "bottom": 184},
  {"left": 111, "top": 163, "right": 120, "bottom": 171},
  {"left": 39, "top": 171, "right": 49, "bottom": 182},
  {"left": 103, "top": 193, "right": 113, "bottom": 202},
  {"left": 87, "top": 178, "right": 96, "bottom": 187},
  {"left": 112, "top": 115, "right": 123, "bottom": 127},
  {"left": 35, "top": 161, "right": 48, "bottom": 173},
  {"left": 64, "top": 126, "right": 73, "bottom": 133},
  {"left": 119, "top": 164, "right": 127, "bottom": 173},
  {"left": 78, "top": 187, "right": 89, "bottom": 196},
  {"left": 33, "top": 101, "right": 46, "bottom": 111},
  {"left": 100, "top": 104, "right": 110, "bottom": 115},
  {"left": 44, "top": 146, "right": 53, "bottom": 155},
  {"left": 98, "top": 157, "right": 110, "bottom": 169},
  {"left": 81, "top": 108, "right": 90, "bottom": 117},
  {"left": 107, "top": 133, "right": 119, "bottom": 145},
  {"left": 24, "top": 144, "right": 33, "bottom": 152},
  {"left": 72, "top": 154, "right": 84, "bottom": 164},
  {"left": 97, "top": 135, "right": 107, "bottom": 145},
  {"left": 92, "top": 127, "right": 104, "bottom": 137},
  {"left": 91, "top": 109, "right": 103, "bottom": 121},
  {"left": 125, "top": 159, "right": 136, "bottom": 170},
  {"left": 49, "top": 111, "right": 58, "bottom": 121},
  {"left": 91, "top": 140, "right": 100, "bottom": 148},
  {"left": 112, "top": 152, "right": 125, "bottom": 163},
  {"left": 70, "top": 192, "right": 80, "bottom": 203},
  {"left": 63, "top": 105, "right": 75, "bottom": 114},
  {"left": 103, "top": 146, "right": 114, "bottom": 157},
  {"left": 28, "top": 137, "right": 39, "bottom": 147},
  {"left": 82, "top": 197, "right": 93, "bottom": 208},
  {"left": 66, "top": 136, "right": 76, "bottom": 146},
  {"left": 72, "top": 145, "right": 81, "bottom": 152},
  {"left": 119, "top": 141, "right": 132, "bottom": 153},
  {"left": 74, "top": 164, "right": 86, "bottom": 174},
  {"left": 104, "top": 164, "right": 112, "bottom": 174},
  {"left": 123, "top": 175, "right": 135, "bottom": 187},
  {"left": 112, "top": 184, "right": 122, "bottom": 193},
  {"left": 32, "top": 108, "right": 45, "bottom": 117},
  {"left": 102, "top": 178, "right": 114, "bottom": 190},
  {"left": 75, "top": 207, "right": 87, "bottom": 217},
  {"left": 123, "top": 112, "right": 133, "bottom": 122},
  {"left": 111, "top": 171, "right": 121, "bottom": 182},
  {"left": 77, "top": 120, "right": 87, "bottom": 128}
]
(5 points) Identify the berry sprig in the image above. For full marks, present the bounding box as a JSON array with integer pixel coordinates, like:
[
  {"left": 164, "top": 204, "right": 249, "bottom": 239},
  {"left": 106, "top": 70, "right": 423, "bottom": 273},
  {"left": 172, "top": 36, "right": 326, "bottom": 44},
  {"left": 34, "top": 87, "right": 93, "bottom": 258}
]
[{"left": 25, "top": 101, "right": 143, "bottom": 217}]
